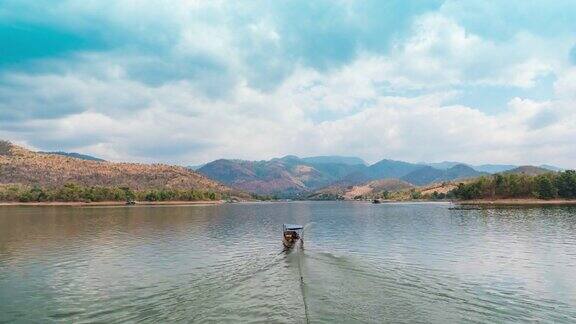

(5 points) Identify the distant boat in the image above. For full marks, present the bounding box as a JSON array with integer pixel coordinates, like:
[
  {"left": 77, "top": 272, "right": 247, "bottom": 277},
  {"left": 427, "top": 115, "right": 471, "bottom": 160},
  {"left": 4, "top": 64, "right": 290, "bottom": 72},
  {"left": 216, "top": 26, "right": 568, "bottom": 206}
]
[
  {"left": 372, "top": 199, "right": 381, "bottom": 204},
  {"left": 126, "top": 200, "right": 136, "bottom": 205},
  {"left": 282, "top": 224, "right": 303, "bottom": 248}
]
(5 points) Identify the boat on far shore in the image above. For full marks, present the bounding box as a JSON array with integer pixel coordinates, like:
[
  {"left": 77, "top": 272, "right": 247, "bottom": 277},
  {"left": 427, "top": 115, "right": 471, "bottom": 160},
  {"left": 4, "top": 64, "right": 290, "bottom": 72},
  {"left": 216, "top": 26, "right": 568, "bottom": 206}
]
[{"left": 282, "top": 224, "right": 303, "bottom": 248}]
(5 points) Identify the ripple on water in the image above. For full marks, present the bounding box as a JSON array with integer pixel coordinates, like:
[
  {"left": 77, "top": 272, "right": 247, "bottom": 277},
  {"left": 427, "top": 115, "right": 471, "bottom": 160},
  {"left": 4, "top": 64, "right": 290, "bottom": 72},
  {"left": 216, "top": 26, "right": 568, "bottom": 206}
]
[{"left": 1, "top": 202, "right": 576, "bottom": 323}]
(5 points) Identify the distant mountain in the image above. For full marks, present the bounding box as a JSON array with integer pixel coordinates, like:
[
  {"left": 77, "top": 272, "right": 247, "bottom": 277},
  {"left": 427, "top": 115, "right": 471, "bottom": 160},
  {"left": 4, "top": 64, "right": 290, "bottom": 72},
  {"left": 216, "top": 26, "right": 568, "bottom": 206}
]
[
  {"left": 502, "top": 166, "right": 553, "bottom": 176},
  {"left": 39, "top": 151, "right": 105, "bottom": 162},
  {"left": 187, "top": 164, "right": 205, "bottom": 171},
  {"left": 301, "top": 156, "right": 366, "bottom": 166},
  {"left": 369, "top": 159, "right": 423, "bottom": 178},
  {"left": 199, "top": 157, "right": 486, "bottom": 194},
  {"left": 0, "top": 141, "right": 231, "bottom": 192},
  {"left": 424, "top": 161, "right": 464, "bottom": 170},
  {"left": 401, "top": 164, "right": 486, "bottom": 186},
  {"left": 196, "top": 152, "right": 564, "bottom": 196},
  {"left": 425, "top": 162, "right": 518, "bottom": 173},
  {"left": 400, "top": 166, "right": 444, "bottom": 186},
  {"left": 423, "top": 162, "right": 565, "bottom": 174},
  {"left": 473, "top": 164, "right": 517, "bottom": 173},
  {"left": 540, "top": 164, "right": 563, "bottom": 172},
  {"left": 198, "top": 156, "right": 365, "bottom": 196},
  {"left": 341, "top": 159, "right": 422, "bottom": 184}
]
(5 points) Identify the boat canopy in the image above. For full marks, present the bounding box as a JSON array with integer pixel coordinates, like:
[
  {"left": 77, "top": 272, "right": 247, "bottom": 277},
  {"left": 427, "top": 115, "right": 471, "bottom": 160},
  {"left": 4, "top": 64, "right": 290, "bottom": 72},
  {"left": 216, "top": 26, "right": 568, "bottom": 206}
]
[{"left": 283, "top": 224, "right": 303, "bottom": 231}]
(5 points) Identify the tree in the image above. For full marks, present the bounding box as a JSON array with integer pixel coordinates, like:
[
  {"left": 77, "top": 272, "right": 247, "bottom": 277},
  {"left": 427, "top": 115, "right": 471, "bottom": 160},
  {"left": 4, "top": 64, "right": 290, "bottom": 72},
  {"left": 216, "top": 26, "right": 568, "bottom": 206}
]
[
  {"left": 410, "top": 190, "right": 422, "bottom": 200},
  {"left": 494, "top": 174, "right": 505, "bottom": 197},
  {"left": 145, "top": 191, "right": 159, "bottom": 201},
  {"left": 556, "top": 170, "right": 576, "bottom": 199},
  {"left": 119, "top": 186, "right": 135, "bottom": 202},
  {"left": 56, "top": 183, "right": 83, "bottom": 201},
  {"left": 431, "top": 191, "right": 446, "bottom": 200},
  {"left": 381, "top": 190, "right": 390, "bottom": 199},
  {"left": 535, "top": 175, "right": 556, "bottom": 199}
]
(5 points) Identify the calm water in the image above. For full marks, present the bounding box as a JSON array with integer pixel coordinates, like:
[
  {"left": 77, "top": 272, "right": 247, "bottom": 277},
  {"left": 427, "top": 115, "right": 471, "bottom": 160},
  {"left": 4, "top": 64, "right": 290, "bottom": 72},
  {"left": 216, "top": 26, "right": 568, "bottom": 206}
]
[{"left": 1, "top": 202, "right": 575, "bottom": 323}]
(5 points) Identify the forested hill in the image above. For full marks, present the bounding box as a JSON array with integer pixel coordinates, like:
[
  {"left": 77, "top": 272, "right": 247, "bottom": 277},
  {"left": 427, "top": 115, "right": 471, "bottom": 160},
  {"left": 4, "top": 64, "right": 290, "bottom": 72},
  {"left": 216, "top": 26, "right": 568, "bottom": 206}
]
[
  {"left": 0, "top": 140, "right": 230, "bottom": 193},
  {"left": 451, "top": 171, "right": 576, "bottom": 200}
]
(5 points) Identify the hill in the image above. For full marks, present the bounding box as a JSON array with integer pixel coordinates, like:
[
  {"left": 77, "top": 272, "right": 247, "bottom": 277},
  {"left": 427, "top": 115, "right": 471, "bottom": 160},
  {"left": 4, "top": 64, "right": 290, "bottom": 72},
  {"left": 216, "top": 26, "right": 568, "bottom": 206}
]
[
  {"left": 311, "top": 179, "right": 413, "bottom": 200},
  {"left": 401, "top": 164, "right": 486, "bottom": 186},
  {"left": 0, "top": 141, "right": 230, "bottom": 193},
  {"left": 423, "top": 162, "right": 563, "bottom": 174},
  {"left": 502, "top": 166, "right": 553, "bottom": 176},
  {"left": 451, "top": 169, "right": 576, "bottom": 201},
  {"left": 425, "top": 162, "right": 519, "bottom": 173},
  {"left": 39, "top": 151, "right": 105, "bottom": 162}
]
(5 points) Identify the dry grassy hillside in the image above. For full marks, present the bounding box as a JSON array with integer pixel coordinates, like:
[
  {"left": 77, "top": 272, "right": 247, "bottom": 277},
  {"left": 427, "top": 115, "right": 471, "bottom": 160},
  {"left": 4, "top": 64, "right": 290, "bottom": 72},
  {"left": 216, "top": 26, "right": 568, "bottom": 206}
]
[
  {"left": 313, "top": 179, "right": 414, "bottom": 200},
  {"left": 419, "top": 182, "right": 458, "bottom": 195},
  {"left": 340, "top": 179, "right": 414, "bottom": 200},
  {"left": 0, "top": 141, "right": 229, "bottom": 192}
]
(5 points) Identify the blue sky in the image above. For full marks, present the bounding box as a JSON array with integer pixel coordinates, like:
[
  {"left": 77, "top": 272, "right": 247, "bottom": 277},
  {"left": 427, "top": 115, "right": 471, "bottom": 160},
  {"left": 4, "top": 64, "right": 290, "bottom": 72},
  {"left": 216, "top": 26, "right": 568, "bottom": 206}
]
[{"left": 1, "top": 0, "right": 575, "bottom": 167}]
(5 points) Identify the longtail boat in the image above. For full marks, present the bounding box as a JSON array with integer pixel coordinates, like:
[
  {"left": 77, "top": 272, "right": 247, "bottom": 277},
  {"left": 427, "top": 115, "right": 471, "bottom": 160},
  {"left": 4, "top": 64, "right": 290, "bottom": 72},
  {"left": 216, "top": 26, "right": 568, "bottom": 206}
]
[{"left": 282, "top": 224, "right": 303, "bottom": 248}]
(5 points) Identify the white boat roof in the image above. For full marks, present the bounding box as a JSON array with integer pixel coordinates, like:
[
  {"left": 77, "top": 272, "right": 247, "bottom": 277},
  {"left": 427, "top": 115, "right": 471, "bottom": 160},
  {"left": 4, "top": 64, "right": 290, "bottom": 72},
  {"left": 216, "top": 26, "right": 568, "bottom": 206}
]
[{"left": 283, "top": 224, "right": 304, "bottom": 230}]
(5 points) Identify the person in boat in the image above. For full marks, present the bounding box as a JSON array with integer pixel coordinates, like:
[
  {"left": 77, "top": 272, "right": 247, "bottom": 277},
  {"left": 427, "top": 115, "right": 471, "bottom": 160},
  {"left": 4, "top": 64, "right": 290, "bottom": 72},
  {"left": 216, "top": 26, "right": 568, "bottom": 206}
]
[
  {"left": 282, "top": 224, "right": 304, "bottom": 248},
  {"left": 284, "top": 230, "right": 299, "bottom": 241}
]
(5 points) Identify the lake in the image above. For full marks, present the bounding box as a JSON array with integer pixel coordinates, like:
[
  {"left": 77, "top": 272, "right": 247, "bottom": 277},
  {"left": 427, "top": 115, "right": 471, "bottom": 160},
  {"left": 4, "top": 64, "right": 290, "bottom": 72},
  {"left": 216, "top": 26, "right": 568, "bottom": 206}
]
[{"left": 1, "top": 202, "right": 575, "bottom": 323}]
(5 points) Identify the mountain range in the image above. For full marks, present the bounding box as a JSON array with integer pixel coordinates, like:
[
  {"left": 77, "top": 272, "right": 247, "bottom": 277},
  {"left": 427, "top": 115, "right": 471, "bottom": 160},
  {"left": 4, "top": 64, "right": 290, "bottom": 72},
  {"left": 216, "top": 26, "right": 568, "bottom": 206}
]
[
  {"left": 197, "top": 156, "right": 366, "bottom": 196},
  {"left": 197, "top": 156, "right": 550, "bottom": 196},
  {"left": 1, "top": 139, "right": 563, "bottom": 199},
  {"left": 424, "top": 161, "right": 561, "bottom": 173}
]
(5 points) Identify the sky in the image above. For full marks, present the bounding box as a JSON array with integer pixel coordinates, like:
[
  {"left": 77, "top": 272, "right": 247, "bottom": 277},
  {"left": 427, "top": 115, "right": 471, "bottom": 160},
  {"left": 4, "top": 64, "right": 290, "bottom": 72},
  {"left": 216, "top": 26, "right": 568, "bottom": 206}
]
[{"left": 1, "top": 0, "right": 575, "bottom": 167}]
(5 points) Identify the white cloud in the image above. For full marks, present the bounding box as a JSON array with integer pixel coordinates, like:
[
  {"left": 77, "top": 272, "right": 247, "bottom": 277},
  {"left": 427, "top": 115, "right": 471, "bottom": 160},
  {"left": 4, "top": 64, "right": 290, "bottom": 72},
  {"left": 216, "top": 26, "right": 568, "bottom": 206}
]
[
  {"left": 1, "top": 4, "right": 575, "bottom": 168},
  {"left": 4, "top": 53, "right": 575, "bottom": 168},
  {"left": 554, "top": 67, "right": 576, "bottom": 99}
]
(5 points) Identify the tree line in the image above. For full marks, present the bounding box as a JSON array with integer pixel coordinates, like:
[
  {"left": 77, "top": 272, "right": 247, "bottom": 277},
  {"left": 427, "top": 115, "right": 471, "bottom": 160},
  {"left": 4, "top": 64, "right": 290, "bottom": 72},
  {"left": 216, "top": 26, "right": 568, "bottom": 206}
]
[
  {"left": 0, "top": 183, "right": 222, "bottom": 202},
  {"left": 450, "top": 170, "right": 576, "bottom": 200}
]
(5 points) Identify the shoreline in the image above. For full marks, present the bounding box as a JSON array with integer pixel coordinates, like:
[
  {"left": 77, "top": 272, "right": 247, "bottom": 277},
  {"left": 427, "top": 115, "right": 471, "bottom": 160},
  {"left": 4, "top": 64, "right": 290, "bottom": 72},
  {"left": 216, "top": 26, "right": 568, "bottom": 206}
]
[
  {"left": 458, "top": 199, "right": 576, "bottom": 206},
  {"left": 3, "top": 199, "right": 575, "bottom": 207},
  {"left": 0, "top": 200, "right": 224, "bottom": 207}
]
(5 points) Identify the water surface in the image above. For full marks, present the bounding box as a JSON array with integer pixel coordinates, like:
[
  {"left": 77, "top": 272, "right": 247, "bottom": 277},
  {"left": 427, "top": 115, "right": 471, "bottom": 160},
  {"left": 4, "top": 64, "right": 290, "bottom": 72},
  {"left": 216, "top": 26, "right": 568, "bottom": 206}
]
[{"left": 1, "top": 202, "right": 575, "bottom": 323}]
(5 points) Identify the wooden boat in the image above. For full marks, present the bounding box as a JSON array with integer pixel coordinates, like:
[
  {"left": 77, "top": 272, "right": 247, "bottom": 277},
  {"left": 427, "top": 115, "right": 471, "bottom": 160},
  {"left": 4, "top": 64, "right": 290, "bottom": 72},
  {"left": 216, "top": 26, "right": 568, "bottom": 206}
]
[{"left": 282, "top": 224, "right": 303, "bottom": 248}]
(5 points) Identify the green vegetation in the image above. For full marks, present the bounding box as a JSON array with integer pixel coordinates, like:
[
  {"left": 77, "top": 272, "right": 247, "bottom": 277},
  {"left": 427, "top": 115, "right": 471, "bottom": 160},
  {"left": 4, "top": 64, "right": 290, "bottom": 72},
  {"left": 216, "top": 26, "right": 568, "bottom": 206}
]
[
  {"left": 0, "top": 183, "right": 223, "bottom": 203},
  {"left": 450, "top": 170, "right": 576, "bottom": 200},
  {"left": 429, "top": 191, "right": 447, "bottom": 200}
]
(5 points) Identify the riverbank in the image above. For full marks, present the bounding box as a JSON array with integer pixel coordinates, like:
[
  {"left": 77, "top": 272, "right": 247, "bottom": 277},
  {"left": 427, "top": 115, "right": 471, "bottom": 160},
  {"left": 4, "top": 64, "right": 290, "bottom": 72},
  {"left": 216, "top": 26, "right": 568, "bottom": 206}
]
[
  {"left": 458, "top": 199, "right": 576, "bottom": 206},
  {"left": 0, "top": 200, "right": 225, "bottom": 207}
]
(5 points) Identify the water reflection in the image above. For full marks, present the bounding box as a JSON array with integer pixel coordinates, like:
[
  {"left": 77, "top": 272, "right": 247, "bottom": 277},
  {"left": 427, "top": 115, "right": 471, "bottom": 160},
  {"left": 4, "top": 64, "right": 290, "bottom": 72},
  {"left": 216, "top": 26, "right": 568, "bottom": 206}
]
[{"left": 1, "top": 202, "right": 575, "bottom": 323}]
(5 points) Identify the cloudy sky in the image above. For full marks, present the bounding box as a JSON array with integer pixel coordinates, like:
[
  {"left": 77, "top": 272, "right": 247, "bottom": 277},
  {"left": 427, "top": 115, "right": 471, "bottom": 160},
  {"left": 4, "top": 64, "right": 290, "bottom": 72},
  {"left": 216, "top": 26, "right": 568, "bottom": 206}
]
[{"left": 1, "top": 0, "right": 575, "bottom": 167}]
